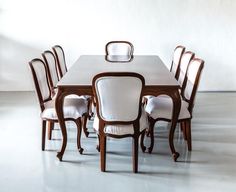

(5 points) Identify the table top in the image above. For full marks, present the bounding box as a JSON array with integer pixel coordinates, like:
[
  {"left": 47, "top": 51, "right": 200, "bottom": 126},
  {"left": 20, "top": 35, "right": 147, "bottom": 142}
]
[{"left": 57, "top": 55, "right": 180, "bottom": 88}]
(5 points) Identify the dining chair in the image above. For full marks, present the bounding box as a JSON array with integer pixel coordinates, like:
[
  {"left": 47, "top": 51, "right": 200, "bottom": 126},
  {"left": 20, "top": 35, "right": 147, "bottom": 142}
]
[
  {"left": 42, "top": 50, "right": 59, "bottom": 97},
  {"left": 92, "top": 72, "right": 148, "bottom": 173},
  {"left": 105, "top": 41, "right": 134, "bottom": 56},
  {"left": 143, "top": 46, "right": 187, "bottom": 105},
  {"left": 52, "top": 45, "right": 67, "bottom": 79},
  {"left": 177, "top": 51, "right": 195, "bottom": 88},
  {"left": 29, "top": 58, "right": 88, "bottom": 154},
  {"left": 143, "top": 58, "right": 204, "bottom": 153},
  {"left": 170, "top": 45, "right": 186, "bottom": 79},
  {"left": 52, "top": 45, "right": 92, "bottom": 136}
]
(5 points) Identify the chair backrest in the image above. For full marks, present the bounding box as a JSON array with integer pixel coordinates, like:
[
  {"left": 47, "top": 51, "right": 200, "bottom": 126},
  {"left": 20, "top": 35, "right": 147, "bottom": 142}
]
[
  {"left": 42, "top": 50, "right": 59, "bottom": 90},
  {"left": 92, "top": 72, "right": 144, "bottom": 125},
  {"left": 105, "top": 41, "right": 134, "bottom": 56},
  {"left": 170, "top": 45, "right": 186, "bottom": 78},
  {"left": 177, "top": 51, "right": 195, "bottom": 87},
  {"left": 29, "top": 58, "right": 51, "bottom": 111},
  {"left": 52, "top": 45, "right": 67, "bottom": 78},
  {"left": 181, "top": 58, "right": 204, "bottom": 113}
]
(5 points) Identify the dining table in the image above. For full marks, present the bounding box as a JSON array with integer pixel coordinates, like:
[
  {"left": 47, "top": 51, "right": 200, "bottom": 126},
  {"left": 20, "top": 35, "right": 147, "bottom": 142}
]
[{"left": 55, "top": 55, "right": 181, "bottom": 161}]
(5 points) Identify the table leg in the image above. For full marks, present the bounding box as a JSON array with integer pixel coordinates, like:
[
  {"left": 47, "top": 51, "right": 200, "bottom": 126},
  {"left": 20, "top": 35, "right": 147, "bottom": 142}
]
[
  {"left": 169, "top": 89, "right": 181, "bottom": 161},
  {"left": 55, "top": 89, "right": 67, "bottom": 161}
]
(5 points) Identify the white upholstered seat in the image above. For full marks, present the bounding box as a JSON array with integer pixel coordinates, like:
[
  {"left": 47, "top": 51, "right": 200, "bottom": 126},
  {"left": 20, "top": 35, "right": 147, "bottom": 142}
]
[
  {"left": 41, "top": 98, "right": 88, "bottom": 120},
  {"left": 93, "top": 108, "right": 148, "bottom": 135},
  {"left": 145, "top": 96, "right": 190, "bottom": 120}
]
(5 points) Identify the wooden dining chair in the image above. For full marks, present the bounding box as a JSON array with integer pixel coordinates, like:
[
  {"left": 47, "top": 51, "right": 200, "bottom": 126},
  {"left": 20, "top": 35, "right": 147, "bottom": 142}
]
[
  {"left": 92, "top": 72, "right": 148, "bottom": 173},
  {"left": 52, "top": 45, "right": 67, "bottom": 79},
  {"left": 105, "top": 41, "right": 134, "bottom": 56},
  {"left": 143, "top": 46, "right": 186, "bottom": 105},
  {"left": 143, "top": 58, "right": 204, "bottom": 153},
  {"left": 170, "top": 45, "right": 186, "bottom": 79},
  {"left": 177, "top": 51, "right": 195, "bottom": 88},
  {"left": 29, "top": 58, "right": 88, "bottom": 154},
  {"left": 51, "top": 45, "right": 92, "bottom": 137},
  {"left": 42, "top": 50, "right": 59, "bottom": 97}
]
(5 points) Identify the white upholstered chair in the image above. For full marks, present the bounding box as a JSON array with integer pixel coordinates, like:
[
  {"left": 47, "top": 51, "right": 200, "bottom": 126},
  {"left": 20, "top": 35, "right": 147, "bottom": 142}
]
[
  {"left": 105, "top": 41, "right": 134, "bottom": 56},
  {"left": 29, "top": 58, "right": 88, "bottom": 153},
  {"left": 144, "top": 58, "right": 204, "bottom": 152},
  {"left": 51, "top": 45, "right": 92, "bottom": 136},
  {"left": 143, "top": 46, "right": 186, "bottom": 104},
  {"left": 92, "top": 72, "right": 148, "bottom": 173},
  {"left": 170, "top": 45, "right": 186, "bottom": 79},
  {"left": 52, "top": 45, "right": 67, "bottom": 79},
  {"left": 42, "top": 50, "right": 59, "bottom": 97},
  {"left": 177, "top": 51, "right": 195, "bottom": 87}
]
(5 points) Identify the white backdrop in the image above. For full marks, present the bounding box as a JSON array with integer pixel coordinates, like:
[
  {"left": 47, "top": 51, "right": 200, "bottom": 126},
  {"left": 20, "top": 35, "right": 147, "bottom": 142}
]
[{"left": 0, "top": 0, "right": 236, "bottom": 91}]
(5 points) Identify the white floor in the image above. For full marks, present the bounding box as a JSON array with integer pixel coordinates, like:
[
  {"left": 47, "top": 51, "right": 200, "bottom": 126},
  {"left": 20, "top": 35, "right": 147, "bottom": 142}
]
[{"left": 0, "top": 92, "right": 236, "bottom": 192}]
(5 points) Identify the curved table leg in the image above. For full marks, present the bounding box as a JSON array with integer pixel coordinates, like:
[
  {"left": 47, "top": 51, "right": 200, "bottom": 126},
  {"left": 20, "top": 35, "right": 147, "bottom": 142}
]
[
  {"left": 169, "top": 89, "right": 181, "bottom": 161},
  {"left": 55, "top": 90, "right": 67, "bottom": 161}
]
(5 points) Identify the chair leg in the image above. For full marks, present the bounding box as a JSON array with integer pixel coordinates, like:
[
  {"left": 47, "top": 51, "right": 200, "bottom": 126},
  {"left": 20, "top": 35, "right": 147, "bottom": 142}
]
[
  {"left": 82, "top": 115, "right": 89, "bottom": 137},
  {"left": 140, "top": 131, "right": 146, "bottom": 152},
  {"left": 96, "top": 134, "right": 100, "bottom": 152},
  {"left": 133, "top": 136, "right": 139, "bottom": 173},
  {"left": 47, "top": 121, "right": 54, "bottom": 140},
  {"left": 75, "top": 119, "right": 84, "bottom": 154},
  {"left": 185, "top": 120, "right": 192, "bottom": 151},
  {"left": 42, "top": 120, "right": 47, "bottom": 151},
  {"left": 180, "top": 122, "right": 187, "bottom": 140},
  {"left": 100, "top": 135, "right": 106, "bottom": 172},
  {"left": 148, "top": 118, "right": 156, "bottom": 153}
]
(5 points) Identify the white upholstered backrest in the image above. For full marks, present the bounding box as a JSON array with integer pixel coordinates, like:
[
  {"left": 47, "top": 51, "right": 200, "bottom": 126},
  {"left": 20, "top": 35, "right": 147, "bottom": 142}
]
[
  {"left": 183, "top": 58, "right": 204, "bottom": 101},
  {"left": 170, "top": 46, "right": 185, "bottom": 77},
  {"left": 178, "top": 51, "right": 195, "bottom": 87},
  {"left": 29, "top": 59, "right": 51, "bottom": 102},
  {"left": 106, "top": 41, "right": 133, "bottom": 56},
  {"left": 52, "top": 45, "right": 67, "bottom": 78},
  {"left": 42, "top": 51, "right": 59, "bottom": 88},
  {"left": 94, "top": 74, "right": 143, "bottom": 122}
]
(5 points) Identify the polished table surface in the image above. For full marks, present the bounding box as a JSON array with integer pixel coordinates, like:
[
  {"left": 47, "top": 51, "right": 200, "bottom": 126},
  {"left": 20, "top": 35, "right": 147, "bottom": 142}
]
[
  {"left": 56, "top": 55, "right": 181, "bottom": 161},
  {"left": 58, "top": 55, "right": 179, "bottom": 88}
]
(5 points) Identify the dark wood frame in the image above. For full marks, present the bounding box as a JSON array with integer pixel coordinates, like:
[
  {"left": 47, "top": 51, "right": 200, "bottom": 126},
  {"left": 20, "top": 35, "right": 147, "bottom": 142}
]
[
  {"left": 170, "top": 45, "right": 186, "bottom": 79},
  {"left": 105, "top": 41, "right": 134, "bottom": 56},
  {"left": 92, "top": 72, "right": 145, "bottom": 173},
  {"left": 143, "top": 58, "right": 204, "bottom": 152},
  {"left": 29, "top": 58, "right": 85, "bottom": 154},
  {"left": 52, "top": 45, "right": 68, "bottom": 79}
]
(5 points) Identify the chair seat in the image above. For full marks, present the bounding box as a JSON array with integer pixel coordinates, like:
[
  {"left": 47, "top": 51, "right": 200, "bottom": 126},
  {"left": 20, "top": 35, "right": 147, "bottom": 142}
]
[
  {"left": 52, "top": 88, "right": 91, "bottom": 100},
  {"left": 145, "top": 96, "right": 191, "bottom": 120},
  {"left": 93, "top": 108, "right": 148, "bottom": 135},
  {"left": 41, "top": 98, "right": 88, "bottom": 120}
]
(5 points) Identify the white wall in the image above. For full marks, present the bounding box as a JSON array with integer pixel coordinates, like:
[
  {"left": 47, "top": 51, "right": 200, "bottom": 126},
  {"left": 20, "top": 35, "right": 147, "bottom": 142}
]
[{"left": 0, "top": 0, "right": 236, "bottom": 91}]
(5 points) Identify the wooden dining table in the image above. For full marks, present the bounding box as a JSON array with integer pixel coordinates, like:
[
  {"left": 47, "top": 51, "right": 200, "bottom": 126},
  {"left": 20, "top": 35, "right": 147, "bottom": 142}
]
[{"left": 55, "top": 55, "right": 181, "bottom": 161}]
